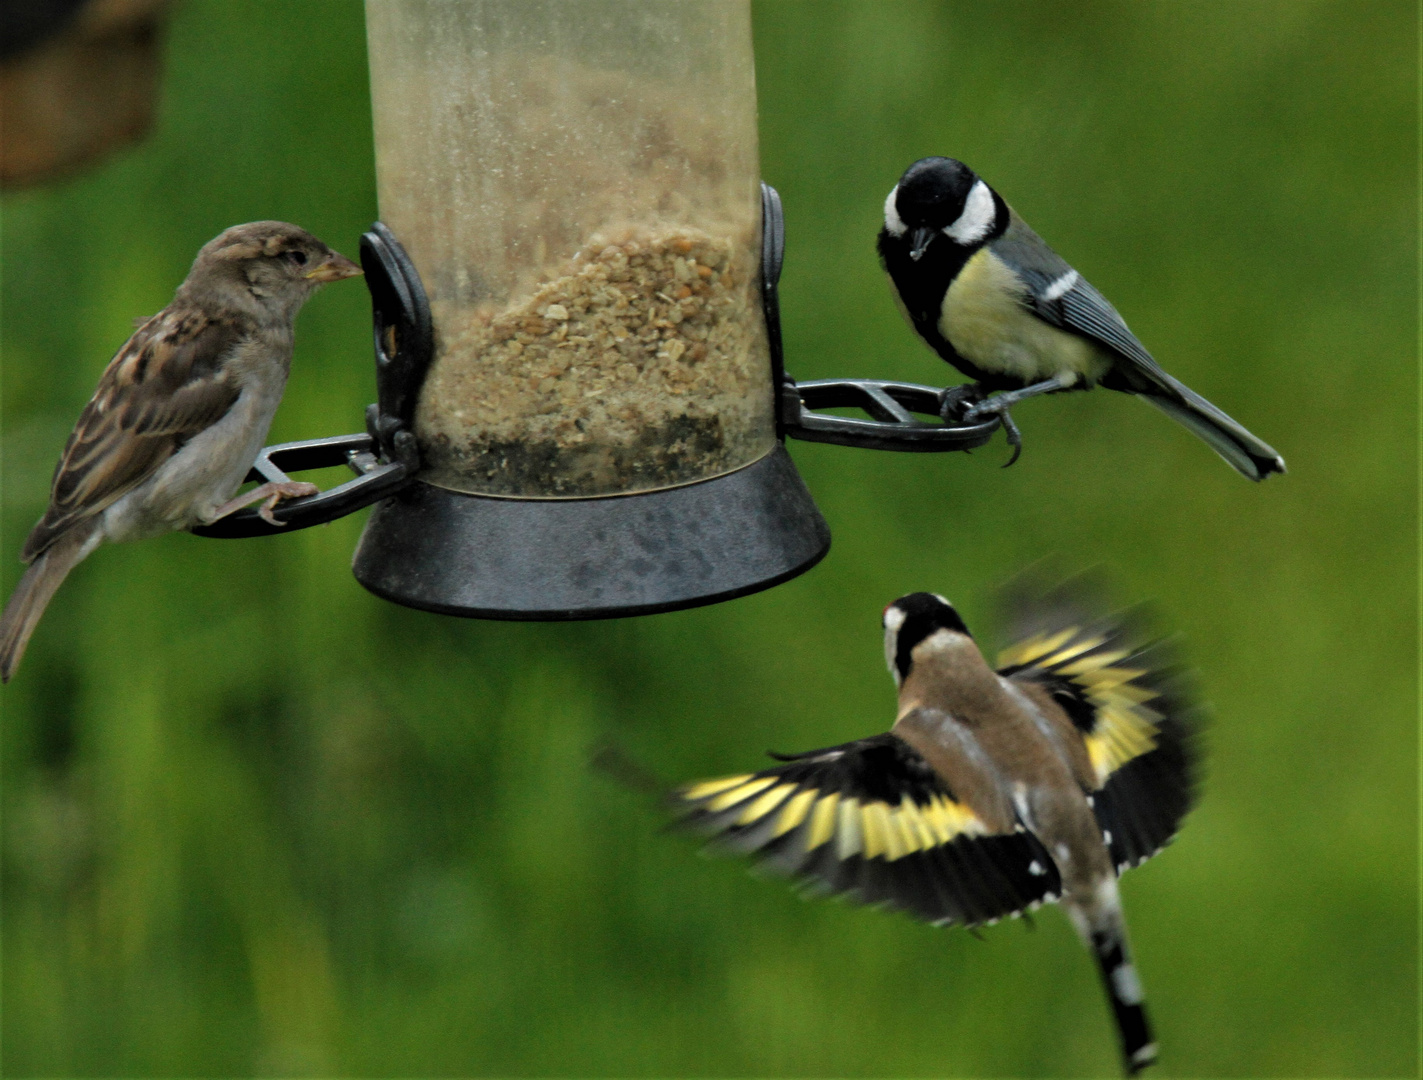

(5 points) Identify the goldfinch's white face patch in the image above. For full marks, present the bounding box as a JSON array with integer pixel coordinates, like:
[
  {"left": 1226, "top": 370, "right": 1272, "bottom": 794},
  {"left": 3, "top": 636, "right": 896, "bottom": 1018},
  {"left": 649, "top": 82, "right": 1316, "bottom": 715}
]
[
  {"left": 883, "top": 185, "right": 907, "bottom": 237},
  {"left": 883, "top": 605, "right": 907, "bottom": 681},
  {"left": 944, "top": 179, "right": 996, "bottom": 244}
]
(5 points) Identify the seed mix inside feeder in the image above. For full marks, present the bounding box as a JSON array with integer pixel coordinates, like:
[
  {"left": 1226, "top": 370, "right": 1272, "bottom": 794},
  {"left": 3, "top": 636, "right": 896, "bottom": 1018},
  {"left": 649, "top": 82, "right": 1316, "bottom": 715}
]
[
  {"left": 191, "top": 0, "right": 998, "bottom": 618},
  {"left": 351, "top": 0, "right": 830, "bottom": 617}
]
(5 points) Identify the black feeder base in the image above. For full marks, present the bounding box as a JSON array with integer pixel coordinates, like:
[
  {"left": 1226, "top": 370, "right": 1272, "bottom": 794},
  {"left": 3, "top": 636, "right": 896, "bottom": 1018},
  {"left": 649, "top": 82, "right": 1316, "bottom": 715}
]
[{"left": 350, "top": 445, "right": 831, "bottom": 620}]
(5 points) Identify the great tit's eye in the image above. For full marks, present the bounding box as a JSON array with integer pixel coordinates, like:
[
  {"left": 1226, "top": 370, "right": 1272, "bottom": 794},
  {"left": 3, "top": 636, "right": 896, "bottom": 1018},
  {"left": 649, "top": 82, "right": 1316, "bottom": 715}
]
[{"left": 283, "top": 250, "right": 308, "bottom": 266}]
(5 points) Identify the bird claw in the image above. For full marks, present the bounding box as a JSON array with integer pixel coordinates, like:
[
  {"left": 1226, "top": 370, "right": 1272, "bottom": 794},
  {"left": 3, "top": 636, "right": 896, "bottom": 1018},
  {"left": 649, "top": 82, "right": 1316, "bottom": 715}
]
[
  {"left": 256, "top": 481, "right": 320, "bottom": 526},
  {"left": 962, "top": 394, "right": 1024, "bottom": 468},
  {"left": 938, "top": 383, "right": 984, "bottom": 424}
]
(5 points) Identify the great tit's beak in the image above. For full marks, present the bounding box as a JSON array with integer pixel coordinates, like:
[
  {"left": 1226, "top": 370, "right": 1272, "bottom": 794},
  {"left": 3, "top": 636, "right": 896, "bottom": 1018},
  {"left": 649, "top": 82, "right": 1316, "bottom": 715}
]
[
  {"left": 909, "top": 226, "right": 936, "bottom": 261},
  {"left": 306, "top": 252, "right": 363, "bottom": 282}
]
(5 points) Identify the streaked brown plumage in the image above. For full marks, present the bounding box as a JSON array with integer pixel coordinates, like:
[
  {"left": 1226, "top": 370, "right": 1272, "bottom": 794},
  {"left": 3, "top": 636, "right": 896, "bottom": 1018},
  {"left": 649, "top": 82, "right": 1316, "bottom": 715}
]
[
  {"left": 0, "top": 221, "right": 362, "bottom": 681},
  {"left": 674, "top": 583, "right": 1202, "bottom": 1076}
]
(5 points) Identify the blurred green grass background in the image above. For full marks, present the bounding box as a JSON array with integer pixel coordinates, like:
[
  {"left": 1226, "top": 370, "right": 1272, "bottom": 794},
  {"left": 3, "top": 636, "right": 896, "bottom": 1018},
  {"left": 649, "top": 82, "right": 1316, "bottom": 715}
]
[{"left": 1, "top": 1, "right": 1415, "bottom": 1075}]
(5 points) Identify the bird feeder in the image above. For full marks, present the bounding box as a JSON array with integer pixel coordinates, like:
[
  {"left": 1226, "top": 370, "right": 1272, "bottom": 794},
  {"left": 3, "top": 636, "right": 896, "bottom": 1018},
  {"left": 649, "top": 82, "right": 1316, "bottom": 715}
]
[{"left": 196, "top": 0, "right": 998, "bottom": 619}]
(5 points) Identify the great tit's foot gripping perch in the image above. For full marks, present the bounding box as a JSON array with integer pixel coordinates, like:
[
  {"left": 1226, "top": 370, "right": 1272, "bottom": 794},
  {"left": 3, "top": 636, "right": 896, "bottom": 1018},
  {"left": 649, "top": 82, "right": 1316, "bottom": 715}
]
[
  {"left": 960, "top": 373, "right": 1083, "bottom": 468},
  {"left": 937, "top": 383, "right": 1024, "bottom": 467},
  {"left": 211, "top": 480, "right": 321, "bottom": 527}
]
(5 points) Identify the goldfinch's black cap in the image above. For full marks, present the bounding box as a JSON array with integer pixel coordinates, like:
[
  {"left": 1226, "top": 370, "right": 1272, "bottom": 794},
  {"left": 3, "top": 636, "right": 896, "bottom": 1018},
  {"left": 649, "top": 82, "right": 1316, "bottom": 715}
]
[
  {"left": 894, "top": 157, "right": 980, "bottom": 226},
  {"left": 885, "top": 592, "right": 972, "bottom": 681}
]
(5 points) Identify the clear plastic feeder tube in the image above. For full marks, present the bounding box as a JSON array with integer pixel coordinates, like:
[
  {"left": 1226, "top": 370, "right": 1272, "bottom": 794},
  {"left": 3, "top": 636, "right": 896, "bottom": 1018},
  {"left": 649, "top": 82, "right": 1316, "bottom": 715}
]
[{"left": 365, "top": 0, "right": 775, "bottom": 498}]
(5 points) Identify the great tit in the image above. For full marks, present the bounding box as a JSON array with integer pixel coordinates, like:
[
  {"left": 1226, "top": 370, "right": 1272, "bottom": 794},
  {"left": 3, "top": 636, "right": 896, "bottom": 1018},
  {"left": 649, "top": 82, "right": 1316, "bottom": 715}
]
[
  {"left": 674, "top": 584, "right": 1202, "bottom": 1076},
  {"left": 878, "top": 156, "right": 1285, "bottom": 479}
]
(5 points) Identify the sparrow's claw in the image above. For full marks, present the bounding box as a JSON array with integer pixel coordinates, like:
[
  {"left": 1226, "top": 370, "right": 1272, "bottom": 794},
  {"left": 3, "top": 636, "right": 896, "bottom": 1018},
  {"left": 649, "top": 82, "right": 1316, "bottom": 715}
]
[
  {"left": 211, "top": 480, "right": 320, "bottom": 526},
  {"left": 256, "top": 481, "right": 320, "bottom": 526}
]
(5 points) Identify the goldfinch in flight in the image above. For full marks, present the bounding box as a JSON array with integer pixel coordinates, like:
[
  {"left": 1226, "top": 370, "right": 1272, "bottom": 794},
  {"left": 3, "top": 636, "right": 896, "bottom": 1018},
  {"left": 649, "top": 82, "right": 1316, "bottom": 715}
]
[
  {"left": 674, "top": 584, "right": 1202, "bottom": 1076},
  {"left": 878, "top": 156, "right": 1285, "bottom": 479}
]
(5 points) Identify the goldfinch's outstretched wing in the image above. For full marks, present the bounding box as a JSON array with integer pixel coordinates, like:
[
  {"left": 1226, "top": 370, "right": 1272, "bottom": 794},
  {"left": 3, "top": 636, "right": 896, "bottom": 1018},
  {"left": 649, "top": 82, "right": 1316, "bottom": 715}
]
[
  {"left": 996, "top": 582, "right": 1204, "bottom": 873},
  {"left": 674, "top": 733, "right": 1061, "bottom": 926}
]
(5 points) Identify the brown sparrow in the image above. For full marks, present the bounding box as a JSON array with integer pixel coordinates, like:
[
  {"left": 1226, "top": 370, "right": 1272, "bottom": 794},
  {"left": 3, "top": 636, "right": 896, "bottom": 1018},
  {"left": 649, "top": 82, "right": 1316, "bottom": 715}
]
[{"left": 0, "top": 221, "right": 362, "bottom": 681}]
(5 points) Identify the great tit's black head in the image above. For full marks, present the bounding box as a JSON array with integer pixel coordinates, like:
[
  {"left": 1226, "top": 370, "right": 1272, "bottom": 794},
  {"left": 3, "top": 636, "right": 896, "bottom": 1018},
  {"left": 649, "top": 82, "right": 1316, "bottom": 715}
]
[
  {"left": 883, "top": 592, "right": 973, "bottom": 685},
  {"left": 882, "top": 157, "right": 1001, "bottom": 260}
]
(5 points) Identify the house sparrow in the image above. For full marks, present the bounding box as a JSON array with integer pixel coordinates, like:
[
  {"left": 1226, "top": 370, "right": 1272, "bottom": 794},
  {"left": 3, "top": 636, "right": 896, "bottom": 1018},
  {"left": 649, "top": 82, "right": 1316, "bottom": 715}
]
[
  {"left": 0, "top": 221, "right": 362, "bottom": 681},
  {"left": 879, "top": 156, "right": 1285, "bottom": 478},
  {"left": 674, "top": 585, "right": 1201, "bottom": 1076}
]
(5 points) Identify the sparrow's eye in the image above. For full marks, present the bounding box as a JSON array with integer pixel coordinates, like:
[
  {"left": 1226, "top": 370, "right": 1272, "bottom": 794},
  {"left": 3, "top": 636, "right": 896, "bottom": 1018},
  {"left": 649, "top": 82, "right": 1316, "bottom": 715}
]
[{"left": 283, "top": 250, "right": 308, "bottom": 266}]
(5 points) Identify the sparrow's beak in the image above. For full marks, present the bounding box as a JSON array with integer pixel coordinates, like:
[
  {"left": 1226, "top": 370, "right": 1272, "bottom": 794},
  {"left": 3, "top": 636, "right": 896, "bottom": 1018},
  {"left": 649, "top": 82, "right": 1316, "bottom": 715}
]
[
  {"left": 908, "top": 226, "right": 936, "bottom": 261},
  {"left": 306, "top": 252, "right": 363, "bottom": 282}
]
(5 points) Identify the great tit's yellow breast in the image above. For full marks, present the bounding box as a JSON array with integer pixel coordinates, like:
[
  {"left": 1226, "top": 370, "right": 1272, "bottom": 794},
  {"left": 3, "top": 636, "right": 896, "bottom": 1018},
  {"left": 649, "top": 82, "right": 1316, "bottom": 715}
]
[{"left": 940, "top": 248, "right": 1112, "bottom": 385}]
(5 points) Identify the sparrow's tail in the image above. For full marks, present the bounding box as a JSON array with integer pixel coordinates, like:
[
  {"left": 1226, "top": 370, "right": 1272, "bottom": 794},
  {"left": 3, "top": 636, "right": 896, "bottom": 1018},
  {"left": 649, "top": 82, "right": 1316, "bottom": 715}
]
[
  {"left": 1138, "top": 373, "right": 1285, "bottom": 481},
  {"left": 0, "top": 524, "right": 101, "bottom": 683},
  {"left": 1066, "top": 884, "right": 1157, "bottom": 1076}
]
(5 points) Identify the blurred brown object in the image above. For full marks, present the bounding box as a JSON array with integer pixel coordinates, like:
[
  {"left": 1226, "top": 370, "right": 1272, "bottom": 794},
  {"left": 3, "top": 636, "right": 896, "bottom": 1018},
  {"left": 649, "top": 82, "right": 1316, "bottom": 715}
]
[{"left": 0, "top": 0, "right": 171, "bottom": 189}]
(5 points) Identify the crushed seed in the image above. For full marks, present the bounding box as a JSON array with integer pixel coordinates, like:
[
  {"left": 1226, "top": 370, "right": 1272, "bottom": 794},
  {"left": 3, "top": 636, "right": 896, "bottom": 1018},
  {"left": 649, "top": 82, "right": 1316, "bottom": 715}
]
[{"left": 416, "top": 226, "right": 773, "bottom": 497}]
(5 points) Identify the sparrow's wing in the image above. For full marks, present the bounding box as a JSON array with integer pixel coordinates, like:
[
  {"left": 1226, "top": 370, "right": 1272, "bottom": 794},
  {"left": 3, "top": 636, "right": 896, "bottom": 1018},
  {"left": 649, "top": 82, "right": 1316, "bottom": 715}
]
[
  {"left": 674, "top": 733, "right": 1062, "bottom": 926},
  {"left": 23, "top": 310, "right": 245, "bottom": 560},
  {"left": 995, "top": 581, "right": 1203, "bottom": 874}
]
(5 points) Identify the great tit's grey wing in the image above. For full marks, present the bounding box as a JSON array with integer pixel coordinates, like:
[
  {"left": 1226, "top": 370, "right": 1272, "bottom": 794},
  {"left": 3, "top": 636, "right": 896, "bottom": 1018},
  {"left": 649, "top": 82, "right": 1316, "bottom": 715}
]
[
  {"left": 674, "top": 733, "right": 1061, "bottom": 926},
  {"left": 995, "top": 581, "right": 1203, "bottom": 874},
  {"left": 990, "top": 211, "right": 1286, "bottom": 479},
  {"left": 23, "top": 310, "right": 245, "bottom": 561},
  {"left": 990, "top": 212, "right": 1161, "bottom": 376}
]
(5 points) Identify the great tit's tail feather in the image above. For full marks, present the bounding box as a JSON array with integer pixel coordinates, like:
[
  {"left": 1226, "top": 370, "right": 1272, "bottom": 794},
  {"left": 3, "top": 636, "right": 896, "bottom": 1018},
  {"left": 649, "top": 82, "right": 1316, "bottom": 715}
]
[
  {"left": 0, "top": 524, "right": 99, "bottom": 683},
  {"left": 1139, "top": 379, "right": 1285, "bottom": 481}
]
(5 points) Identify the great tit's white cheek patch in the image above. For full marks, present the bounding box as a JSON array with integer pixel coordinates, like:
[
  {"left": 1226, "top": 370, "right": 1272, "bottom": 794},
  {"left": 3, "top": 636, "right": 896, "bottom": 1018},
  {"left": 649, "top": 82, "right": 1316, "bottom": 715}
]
[
  {"left": 883, "top": 186, "right": 907, "bottom": 237},
  {"left": 944, "top": 180, "right": 996, "bottom": 244}
]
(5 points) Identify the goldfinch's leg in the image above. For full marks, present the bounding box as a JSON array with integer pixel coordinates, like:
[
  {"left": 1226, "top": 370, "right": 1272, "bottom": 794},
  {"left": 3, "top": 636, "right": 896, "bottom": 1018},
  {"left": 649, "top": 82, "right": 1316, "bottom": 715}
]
[{"left": 210, "top": 481, "right": 321, "bottom": 527}]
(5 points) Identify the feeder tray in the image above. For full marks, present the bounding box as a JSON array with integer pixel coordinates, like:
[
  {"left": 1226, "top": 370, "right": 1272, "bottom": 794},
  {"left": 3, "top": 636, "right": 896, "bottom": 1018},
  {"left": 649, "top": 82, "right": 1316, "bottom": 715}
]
[{"left": 195, "top": 0, "right": 998, "bottom": 620}]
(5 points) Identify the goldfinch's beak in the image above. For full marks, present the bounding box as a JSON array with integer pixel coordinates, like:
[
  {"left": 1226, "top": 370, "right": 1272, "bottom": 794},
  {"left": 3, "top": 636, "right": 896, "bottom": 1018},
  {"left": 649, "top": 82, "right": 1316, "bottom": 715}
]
[
  {"left": 909, "top": 226, "right": 936, "bottom": 261},
  {"left": 306, "top": 252, "right": 363, "bottom": 282}
]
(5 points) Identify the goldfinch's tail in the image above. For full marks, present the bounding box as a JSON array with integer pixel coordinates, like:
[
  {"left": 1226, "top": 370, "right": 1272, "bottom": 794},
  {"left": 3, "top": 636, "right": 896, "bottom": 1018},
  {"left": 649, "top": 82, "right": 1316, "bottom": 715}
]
[
  {"left": 1066, "top": 886, "right": 1158, "bottom": 1077},
  {"left": 1090, "top": 925, "right": 1157, "bottom": 1075}
]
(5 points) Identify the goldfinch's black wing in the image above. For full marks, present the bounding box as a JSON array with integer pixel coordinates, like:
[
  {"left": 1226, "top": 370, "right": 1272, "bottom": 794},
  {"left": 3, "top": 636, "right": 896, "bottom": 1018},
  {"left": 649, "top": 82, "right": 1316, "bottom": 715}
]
[
  {"left": 674, "top": 734, "right": 1061, "bottom": 927},
  {"left": 995, "top": 582, "right": 1204, "bottom": 873}
]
